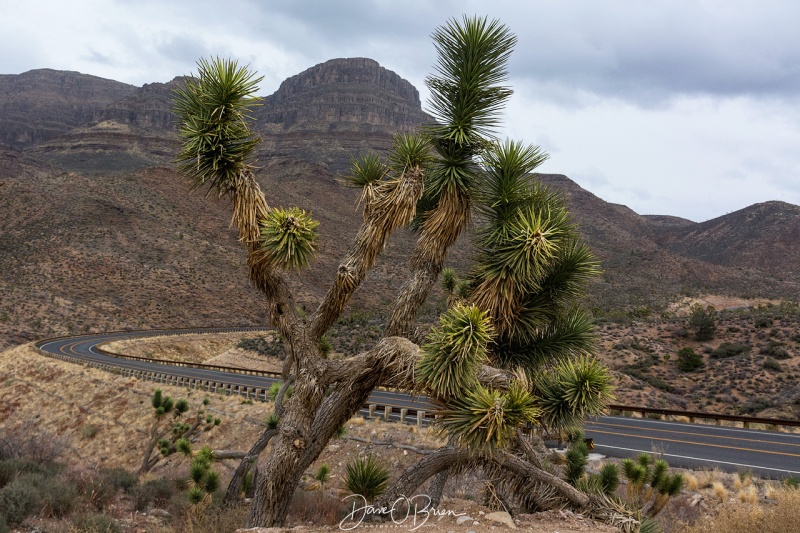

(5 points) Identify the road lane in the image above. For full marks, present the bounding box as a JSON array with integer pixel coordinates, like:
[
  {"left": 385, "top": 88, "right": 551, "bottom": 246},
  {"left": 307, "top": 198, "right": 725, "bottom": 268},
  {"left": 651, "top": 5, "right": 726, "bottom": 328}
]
[
  {"left": 585, "top": 416, "right": 800, "bottom": 478},
  {"left": 37, "top": 329, "right": 800, "bottom": 478}
]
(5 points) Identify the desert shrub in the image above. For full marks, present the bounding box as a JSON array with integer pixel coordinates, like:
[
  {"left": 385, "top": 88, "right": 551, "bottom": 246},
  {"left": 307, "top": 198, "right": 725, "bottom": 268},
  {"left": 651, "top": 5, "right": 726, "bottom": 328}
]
[
  {"left": 739, "top": 398, "right": 775, "bottom": 415},
  {"left": 0, "top": 458, "right": 53, "bottom": 488},
  {"left": 102, "top": 467, "right": 138, "bottom": 494},
  {"left": 711, "top": 342, "right": 751, "bottom": 358},
  {"left": 763, "top": 358, "right": 783, "bottom": 372},
  {"left": 754, "top": 316, "right": 773, "bottom": 328},
  {"left": 67, "top": 468, "right": 118, "bottom": 510},
  {"left": 288, "top": 491, "right": 347, "bottom": 526},
  {"left": 0, "top": 514, "right": 7, "bottom": 533},
  {"left": 0, "top": 479, "right": 39, "bottom": 526},
  {"left": 132, "top": 478, "right": 180, "bottom": 512},
  {"left": 677, "top": 347, "right": 704, "bottom": 372},
  {"left": 344, "top": 455, "right": 389, "bottom": 503},
  {"left": 71, "top": 512, "right": 121, "bottom": 533},
  {"left": 17, "top": 473, "right": 77, "bottom": 518},
  {"left": 0, "top": 423, "right": 66, "bottom": 463},
  {"left": 237, "top": 335, "right": 285, "bottom": 358},
  {"left": 761, "top": 340, "right": 792, "bottom": 360},
  {"left": 689, "top": 304, "right": 716, "bottom": 341}
]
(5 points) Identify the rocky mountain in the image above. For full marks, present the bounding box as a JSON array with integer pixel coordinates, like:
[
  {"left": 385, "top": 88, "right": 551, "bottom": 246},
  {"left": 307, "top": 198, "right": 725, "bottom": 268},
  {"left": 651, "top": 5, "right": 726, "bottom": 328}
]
[
  {"left": 0, "top": 59, "right": 799, "bottom": 349},
  {"left": 0, "top": 69, "right": 137, "bottom": 148},
  {"left": 254, "top": 58, "right": 430, "bottom": 173},
  {"left": 652, "top": 201, "right": 800, "bottom": 281}
]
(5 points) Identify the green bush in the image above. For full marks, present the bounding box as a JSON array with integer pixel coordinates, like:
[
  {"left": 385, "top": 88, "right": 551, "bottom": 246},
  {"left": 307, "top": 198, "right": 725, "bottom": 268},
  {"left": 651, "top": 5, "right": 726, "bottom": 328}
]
[
  {"left": 676, "top": 347, "right": 704, "bottom": 372},
  {"left": 754, "top": 316, "right": 773, "bottom": 328},
  {"left": 0, "top": 513, "right": 7, "bottom": 533},
  {"left": 761, "top": 341, "right": 791, "bottom": 360},
  {"left": 0, "top": 458, "right": 55, "bottom": 488},
  {"left": 689, "top": 304, "right": 716, "bottom": 341},
  {"left": 344, "top": 455, "right": 389, "bottom": 503},
  {"left": 710, "top": 342, "right": 751, "bottom": 358},
  {"left": 0, "top": 479, "right": 39, "bottom": 526},
  {"left": 101, "top": 467, "right": 138, "bottom": 494},
  {"left": 763, "top": 358, "right": 783, "bottom": 372},
  {"left": 22, "top": 474, "right": 77, "bottom": 518}
]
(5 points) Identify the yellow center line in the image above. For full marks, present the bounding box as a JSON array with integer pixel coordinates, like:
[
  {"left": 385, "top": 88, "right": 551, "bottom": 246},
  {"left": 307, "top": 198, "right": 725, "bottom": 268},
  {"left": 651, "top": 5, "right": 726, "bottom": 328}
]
[
  {"left": 588, "top": 428, "right": 800, "bottom": 458},
  {"left": 587, "top": 420, "right": 800, "bottom": 448}
]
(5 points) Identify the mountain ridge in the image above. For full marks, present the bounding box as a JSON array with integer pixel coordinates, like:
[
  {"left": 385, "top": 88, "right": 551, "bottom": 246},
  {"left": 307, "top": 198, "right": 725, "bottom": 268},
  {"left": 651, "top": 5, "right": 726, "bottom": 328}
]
[{"left": 0, "top": 60, "right": 798, "bottom": 349}]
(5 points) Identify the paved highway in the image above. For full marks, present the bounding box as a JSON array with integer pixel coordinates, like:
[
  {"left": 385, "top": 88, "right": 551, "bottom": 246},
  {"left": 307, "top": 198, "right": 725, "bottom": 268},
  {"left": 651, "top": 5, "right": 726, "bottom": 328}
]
[{"left": 37, "top": 329, "right": 800, "bottom": 479}]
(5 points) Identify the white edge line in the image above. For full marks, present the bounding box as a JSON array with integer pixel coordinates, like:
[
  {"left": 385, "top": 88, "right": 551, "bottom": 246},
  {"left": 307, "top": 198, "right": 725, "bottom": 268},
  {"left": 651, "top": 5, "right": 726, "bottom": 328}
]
[{"left": 595, "top": 444, "right": 800, "bottom": 475}]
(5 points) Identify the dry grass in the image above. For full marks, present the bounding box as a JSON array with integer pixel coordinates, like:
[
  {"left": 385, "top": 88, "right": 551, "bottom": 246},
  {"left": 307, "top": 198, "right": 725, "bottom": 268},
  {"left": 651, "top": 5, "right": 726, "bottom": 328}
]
[
  {"left": 737, "top": 485, "right": 758, "bottom": 504},
  {"left": 679, "top": 489, "right": 800, "bottom": 533},
  {"left": 684, "top": 473, "right": 700, "bottom": 492},
  {"left": 711, "top": 481, "right": 728, "bottom": 502},
  {"left": 0, "top": 343, "right": 271, "bottom": 474}
]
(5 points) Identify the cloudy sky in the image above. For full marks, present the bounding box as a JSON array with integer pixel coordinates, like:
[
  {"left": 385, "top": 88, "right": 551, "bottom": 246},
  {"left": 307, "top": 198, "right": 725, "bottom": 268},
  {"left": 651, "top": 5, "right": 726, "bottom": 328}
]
[{"left": 3, "top": 0, "right": 799, "bottom": 222}]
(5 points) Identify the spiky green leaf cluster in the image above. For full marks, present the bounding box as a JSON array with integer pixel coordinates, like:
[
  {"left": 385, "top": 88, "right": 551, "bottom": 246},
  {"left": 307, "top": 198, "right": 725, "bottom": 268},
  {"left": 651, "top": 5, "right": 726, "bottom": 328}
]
[
  {"left": 344, "top": 455, "right": 390, "bottom": 503},
  {"left": 536, "top": 356, "right": 614, "bottom": 434},
  {"left": 463, "top": 140, "right": 600, "bottom": 374},
  {"left": 565, "top": 440, "right": 589, "bottom": 484},
  {"left": 151, "top": 389, "right": 176, "bottom": 417},
  {"left": 417, "top": 304, "right": 493, "bottom": 399},
  {"left": 387, "top": 132, "right": 433, "bottom": 175},
  {"left": 441, "top": 267, "right": 458, "bottom": 294},
  {"left": 427, "top": 16, "right": 514, "bottom": 147},
  {"left": 173, "top": 57, "right": 262, "bottom": 196},
  {"left": 258, "top": 207, "right": 319, "bottom": 270},
  {"left": 413, "top": 16, "right": 515, "bottom": 228},
  {"left": 437, "top": 381, "right": 539, "bottom": 451}
]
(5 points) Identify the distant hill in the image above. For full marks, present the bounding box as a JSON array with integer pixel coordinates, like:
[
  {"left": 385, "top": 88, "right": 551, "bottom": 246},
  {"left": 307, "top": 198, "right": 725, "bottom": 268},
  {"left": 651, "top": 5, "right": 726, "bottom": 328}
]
[{"left": 0, "top": 60, "right": 798, "bottom": 348}]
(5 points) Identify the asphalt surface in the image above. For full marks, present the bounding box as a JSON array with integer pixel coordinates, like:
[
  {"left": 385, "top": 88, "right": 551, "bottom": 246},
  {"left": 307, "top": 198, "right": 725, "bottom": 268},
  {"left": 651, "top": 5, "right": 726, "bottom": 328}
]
[{"left": 36, "top": 329, "right": 800, "bottom": 479}]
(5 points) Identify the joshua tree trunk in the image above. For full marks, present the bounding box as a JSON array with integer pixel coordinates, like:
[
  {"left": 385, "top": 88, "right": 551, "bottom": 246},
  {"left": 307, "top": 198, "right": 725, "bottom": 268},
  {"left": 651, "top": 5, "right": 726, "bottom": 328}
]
[
  {"left": 223, "top": 428, "right": 277, "bottom": 505},
  {"left": 224, "top": 376, "right": 293, "bottom": 505},
  {"left": 427, "top": 470, "right": 449, "bottom": 508}
]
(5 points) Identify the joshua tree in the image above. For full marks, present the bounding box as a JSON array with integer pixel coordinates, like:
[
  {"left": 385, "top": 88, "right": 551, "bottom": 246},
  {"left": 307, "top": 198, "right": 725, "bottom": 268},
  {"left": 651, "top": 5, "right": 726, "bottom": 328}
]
[
  {"left": 139, "top": 389, "right": 219, "bottom": 475},
  {"left": 174, "top": 16, "right": 618, "bottom": 528}
]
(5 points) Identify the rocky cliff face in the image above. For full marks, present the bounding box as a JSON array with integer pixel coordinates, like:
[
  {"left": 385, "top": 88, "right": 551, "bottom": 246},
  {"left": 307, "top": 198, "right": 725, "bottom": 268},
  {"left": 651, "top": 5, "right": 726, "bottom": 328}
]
[
  {"left": 92, "top": 78, "right": 186, "bottom": 131},
  {"left": 255, "top": 58, "right": 430, "bottom": 173},
  {"left": 0, "top": 69, "right": 137, "bottom": 147},
  {"left": 259, "top": 58, "right": 426, "bottom": 131}
]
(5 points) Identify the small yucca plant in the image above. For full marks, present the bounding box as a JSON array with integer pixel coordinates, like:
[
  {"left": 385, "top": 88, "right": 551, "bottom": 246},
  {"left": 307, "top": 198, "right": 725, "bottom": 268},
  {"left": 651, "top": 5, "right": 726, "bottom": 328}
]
[
  {"left": 258, "top": 207, "right": 319, "bottom": 271},
  {"left": 344, "top": 455, "right": 389, "bottom": 503}
]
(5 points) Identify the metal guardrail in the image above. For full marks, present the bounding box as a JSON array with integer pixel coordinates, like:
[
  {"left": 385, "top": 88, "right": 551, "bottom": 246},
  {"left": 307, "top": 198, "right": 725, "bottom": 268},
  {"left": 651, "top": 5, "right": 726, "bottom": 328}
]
[
  {"left": 34, "top": 329, "right": 800, "bottom": 432},
  {"left": 93, "top": 346, "right": 283, "bottom": 378},
  {"left": 608, "top": 404, "right": 800, "bottom": 429}
]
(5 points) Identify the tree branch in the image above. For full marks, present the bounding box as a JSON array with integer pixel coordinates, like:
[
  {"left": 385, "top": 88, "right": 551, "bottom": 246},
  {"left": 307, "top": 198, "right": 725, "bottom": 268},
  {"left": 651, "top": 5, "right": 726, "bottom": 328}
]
[{"left": 309, "top": 168, "right": 424, "bottom": 340}]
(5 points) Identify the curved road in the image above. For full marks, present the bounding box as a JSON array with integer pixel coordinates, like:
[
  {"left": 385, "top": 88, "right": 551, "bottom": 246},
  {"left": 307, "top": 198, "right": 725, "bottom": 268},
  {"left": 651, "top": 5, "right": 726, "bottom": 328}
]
[{"left": 37, "top": 329, "right": 800, "bottom": 479}]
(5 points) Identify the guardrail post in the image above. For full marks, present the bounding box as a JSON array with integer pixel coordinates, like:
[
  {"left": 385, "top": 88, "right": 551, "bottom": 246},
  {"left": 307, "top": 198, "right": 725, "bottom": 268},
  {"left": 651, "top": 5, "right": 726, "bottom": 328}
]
[
  {"left": 384, "top": 405, "right": 391, "bottom": 421},
  {"left": 417, "top": 410, "right": 424, "bottom": 427},
  {"left": 369, "top": 404, "right": 376, "bottom": 418},
  {"left": 400, "top": 408, "right": 407, "bottom": 424}
]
